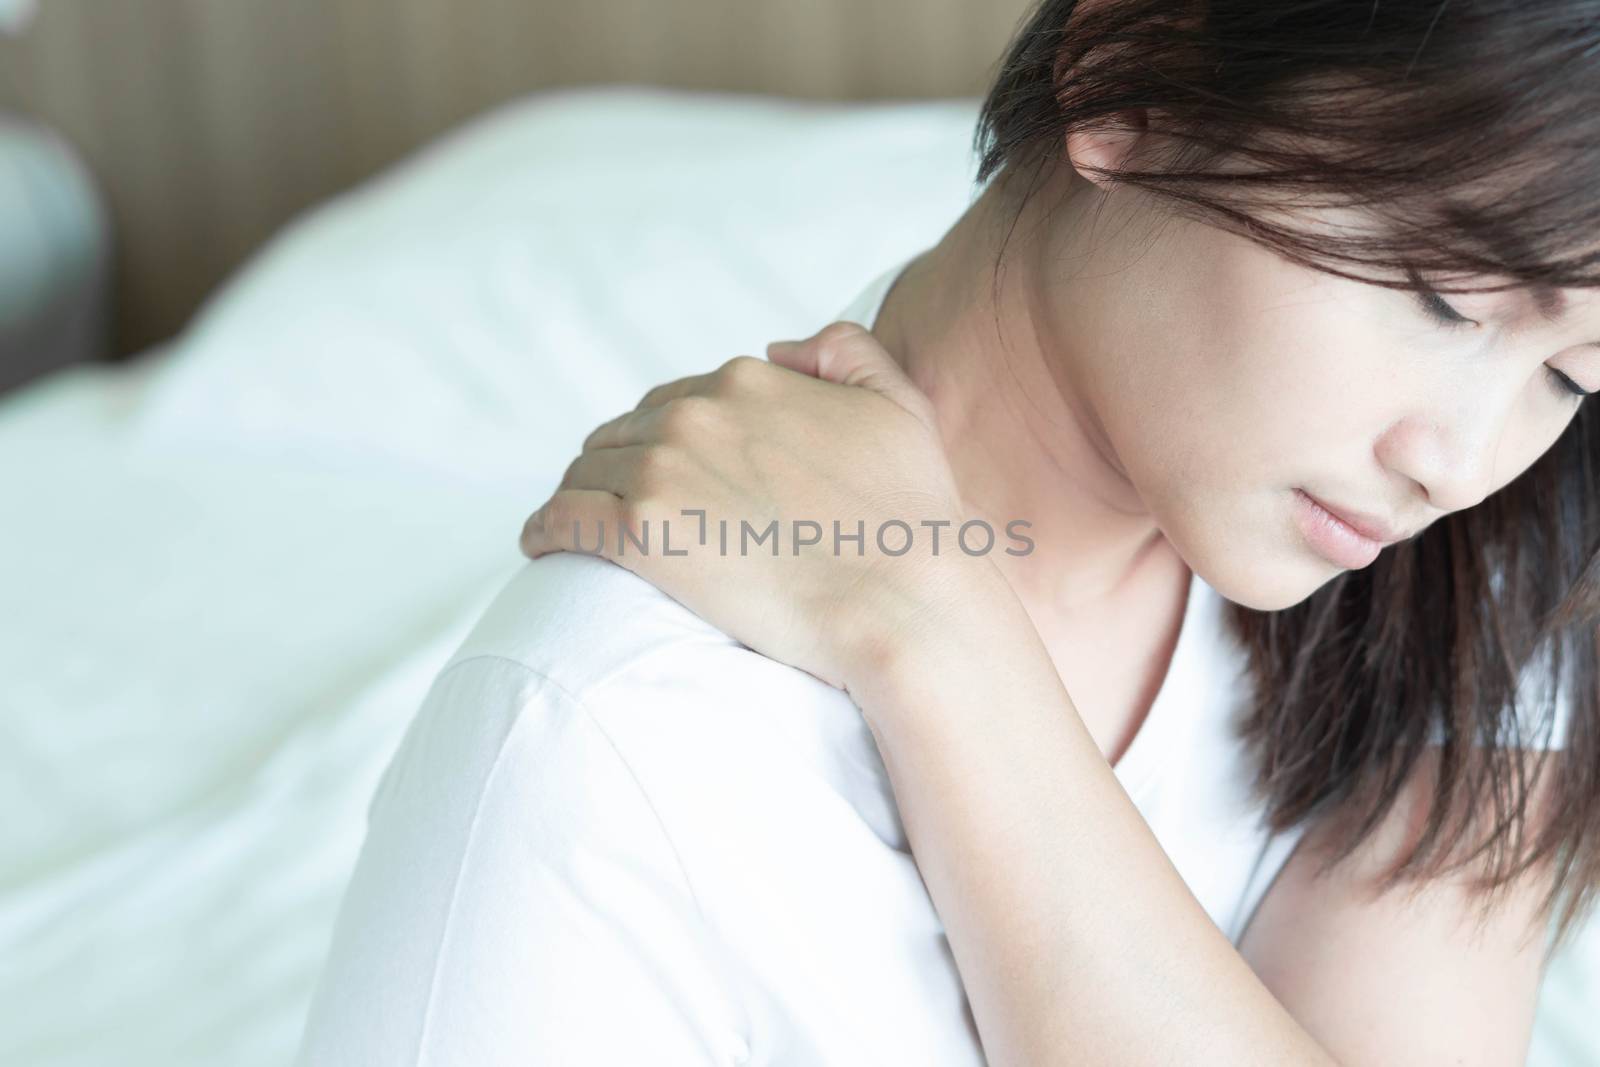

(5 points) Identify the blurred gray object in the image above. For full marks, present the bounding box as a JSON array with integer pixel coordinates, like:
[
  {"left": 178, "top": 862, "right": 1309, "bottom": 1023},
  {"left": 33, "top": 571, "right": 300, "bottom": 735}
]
[
  {"left": 0, "top": 0, "right": 35, "bottom": 36},
  {"left": 0, "top": 114, "right": 111, "bottom": 394}
]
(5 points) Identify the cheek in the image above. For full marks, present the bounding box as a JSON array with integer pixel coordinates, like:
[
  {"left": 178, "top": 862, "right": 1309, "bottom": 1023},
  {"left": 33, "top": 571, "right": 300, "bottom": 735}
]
[
  {"left": 1113, "top": 276, "right": 1389, "bottom": 506},
  {"left": 1099, "top": 268, "right": 1412, "bottom": 609}
]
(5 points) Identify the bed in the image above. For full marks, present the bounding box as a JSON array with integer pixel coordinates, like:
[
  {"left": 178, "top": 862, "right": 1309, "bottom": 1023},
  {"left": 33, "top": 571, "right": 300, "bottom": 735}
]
[{"left": 0, "top": 86, "right": 1593, "bottom": 1066}]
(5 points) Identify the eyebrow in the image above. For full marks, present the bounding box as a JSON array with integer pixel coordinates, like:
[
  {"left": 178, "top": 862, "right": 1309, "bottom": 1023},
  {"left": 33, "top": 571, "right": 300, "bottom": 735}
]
[
  {"left": 1529, "top": 283, "right": 1568, "bottom": 324},
  {"left": 1525, "top": 283, "right": 1600, "bottom": 350},
  {"left": 1453, "top": 218, "right": 1599, "bottom": 347}
]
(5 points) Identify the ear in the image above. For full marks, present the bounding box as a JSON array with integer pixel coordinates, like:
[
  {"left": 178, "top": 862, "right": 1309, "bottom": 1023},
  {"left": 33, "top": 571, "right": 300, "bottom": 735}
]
[
  {"left": 1063, "top": 109, "right": 1150, "bottom": 192},
  {"left": 1048, "top": 0, "right": 1156, "bottom": 193}
]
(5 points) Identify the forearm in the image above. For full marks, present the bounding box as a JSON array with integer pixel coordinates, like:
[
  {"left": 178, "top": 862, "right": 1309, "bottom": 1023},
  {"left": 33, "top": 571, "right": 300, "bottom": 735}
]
[{"left": 850, "top": 584, "right": 1340, "bottom": 1067}]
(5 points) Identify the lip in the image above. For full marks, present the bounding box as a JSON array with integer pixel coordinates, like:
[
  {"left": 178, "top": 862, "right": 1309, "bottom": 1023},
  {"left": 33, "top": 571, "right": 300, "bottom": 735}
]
[
  {"left": 1293, "top": 489, "right": 1393, "bottom": 570},
  {"left": 1298, "top": 490, "right": 1406, "bottom": 544}
]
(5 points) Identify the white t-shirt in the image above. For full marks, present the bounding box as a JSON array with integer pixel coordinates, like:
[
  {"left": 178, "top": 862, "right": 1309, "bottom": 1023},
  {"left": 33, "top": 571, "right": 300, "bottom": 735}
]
[{"left": 294, "top": 264, "right": 1307, "bottom": 1067}]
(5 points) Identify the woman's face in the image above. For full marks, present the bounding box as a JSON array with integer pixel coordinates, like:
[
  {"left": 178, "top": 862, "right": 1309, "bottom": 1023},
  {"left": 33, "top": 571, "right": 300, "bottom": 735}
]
[{"left": 1034, "top": 180, "right": 1599, "bottom": 612}]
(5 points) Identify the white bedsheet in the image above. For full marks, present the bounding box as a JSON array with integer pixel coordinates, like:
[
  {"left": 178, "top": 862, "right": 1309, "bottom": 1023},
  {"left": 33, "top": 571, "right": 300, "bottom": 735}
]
[{"left": 0, "top": 87, "right": 1593, "bottom": 1066}]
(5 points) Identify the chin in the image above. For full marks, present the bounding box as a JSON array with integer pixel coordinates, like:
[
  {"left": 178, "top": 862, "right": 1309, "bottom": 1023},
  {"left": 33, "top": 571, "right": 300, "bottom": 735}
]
[
  {"left": 1229, "top": 572, "right": 1328, "bottom": 612},
  {"left": 1182, "top": 537, "right": 1336, "bottom": 613},
  {"left": 1169, "top": 493, "right": 1351, "bottom": 613}
]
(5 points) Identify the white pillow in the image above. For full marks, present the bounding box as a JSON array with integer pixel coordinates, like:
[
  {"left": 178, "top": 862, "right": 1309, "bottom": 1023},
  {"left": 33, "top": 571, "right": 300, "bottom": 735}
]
[{"left": 133, "top": 87, "right": 983, "bottom": 486}]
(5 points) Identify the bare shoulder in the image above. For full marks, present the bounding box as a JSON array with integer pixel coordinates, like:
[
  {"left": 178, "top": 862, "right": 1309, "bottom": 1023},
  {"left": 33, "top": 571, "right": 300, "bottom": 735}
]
[{"left": 1238, "top": 746, "right": 1559, "bottom": 1066}]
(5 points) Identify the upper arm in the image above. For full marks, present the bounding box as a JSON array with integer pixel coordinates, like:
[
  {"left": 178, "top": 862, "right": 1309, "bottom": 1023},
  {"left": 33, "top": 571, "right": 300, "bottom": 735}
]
[
  {"left": 1238, "top": 746, "right": 1556, "bottom": 1067},
  {"left": 295, "top": 656, "right": 751, "bottom": 1066}
]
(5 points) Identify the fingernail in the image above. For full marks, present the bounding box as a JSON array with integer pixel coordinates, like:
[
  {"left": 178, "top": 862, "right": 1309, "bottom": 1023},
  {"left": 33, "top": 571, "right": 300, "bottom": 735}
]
[{"left": 767, "top": 340, "right": 799, "bottom": 354}]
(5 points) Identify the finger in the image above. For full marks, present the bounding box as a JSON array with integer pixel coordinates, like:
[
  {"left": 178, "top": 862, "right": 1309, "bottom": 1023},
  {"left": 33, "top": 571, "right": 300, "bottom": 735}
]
[
  {"left": 519, "top": 488, "right": 634, "bottom": 563},
  {"left": 765, "top": 336, "right": 824, "bottom": 377},
  {"left": 765, "top": 322, "right": 872, "bottom": 378},
  {"left": 634, "top": 369, "right": 719, "bottom": 412},
  {"left": 582, "top": 406, "right": 658, "bottom": 451},
  {"left": 587, "top": 390, "right": 728, "bottom": 450},
  {"left": 766, "top": 322, "right": 886, "bottom": 386},
  {"left": 555, "top": 444, "right": 658, "bottom": 497},
  {"left": 768, "top": 321, "right": 930, "bottom": 416}
]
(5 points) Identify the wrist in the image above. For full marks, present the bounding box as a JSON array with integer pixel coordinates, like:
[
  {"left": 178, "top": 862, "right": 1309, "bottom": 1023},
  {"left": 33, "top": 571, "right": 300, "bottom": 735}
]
[{"left": 839, "top": 552, "right": 1025, "bottom": 708}]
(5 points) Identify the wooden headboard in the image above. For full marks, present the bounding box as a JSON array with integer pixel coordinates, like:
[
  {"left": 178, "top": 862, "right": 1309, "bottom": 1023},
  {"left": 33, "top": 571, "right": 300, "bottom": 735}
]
[{"left": 0, "top": 0, "right": 1035, "bottom": 355}]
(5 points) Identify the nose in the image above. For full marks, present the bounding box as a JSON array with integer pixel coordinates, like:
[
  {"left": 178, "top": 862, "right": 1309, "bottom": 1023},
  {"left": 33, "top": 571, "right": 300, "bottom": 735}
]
[{"left": 1373, "top": 400, "right": 1503, "bottom": 514}]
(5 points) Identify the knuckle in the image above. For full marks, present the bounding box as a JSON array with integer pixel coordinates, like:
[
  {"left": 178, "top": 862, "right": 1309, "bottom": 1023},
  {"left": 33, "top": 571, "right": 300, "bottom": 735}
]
[
  {"left": 582, "top": 414, "right": 621, "bottom": 451},
  {"left": 634, "top": 442, "right": 676, "bottom": 483},
  {"left": 715, "top": 354, "right": 766, "bottom": 391},
  {"left": 591, "top": 498, "right": 627, "bottom": 550},
  {"left": 638, "top": 382, "right": 671, "bottom": 410},
  {"left": 617, "top": 494, "right": 657, "bottom": 537},
  {"left": 659, "top": 395, "right": 716, "bottom": 437}
]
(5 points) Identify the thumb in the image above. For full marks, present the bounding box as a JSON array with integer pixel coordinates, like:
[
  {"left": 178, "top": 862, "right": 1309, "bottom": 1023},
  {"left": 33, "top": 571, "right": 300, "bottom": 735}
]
[{"left": 766, "top": 321, "right": 926, "bottom": 412}]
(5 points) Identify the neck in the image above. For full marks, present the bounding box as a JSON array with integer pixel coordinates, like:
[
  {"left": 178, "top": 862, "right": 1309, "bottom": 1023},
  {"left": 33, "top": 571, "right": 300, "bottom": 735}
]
[{"left": 869, "top": 171, "right": 1182, "bottom": 619}]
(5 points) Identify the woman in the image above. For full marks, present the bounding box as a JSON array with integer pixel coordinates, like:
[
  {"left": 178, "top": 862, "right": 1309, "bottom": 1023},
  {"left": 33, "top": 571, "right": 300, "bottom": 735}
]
[{"left": 298, "top": 1, "right": 1598, "bottom": 1064}]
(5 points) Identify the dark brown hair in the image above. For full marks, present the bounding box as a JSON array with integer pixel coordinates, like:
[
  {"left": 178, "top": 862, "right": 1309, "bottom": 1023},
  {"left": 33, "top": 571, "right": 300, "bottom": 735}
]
[{"left": 975, "top": 0, "right": 1600, "bottom": 953}]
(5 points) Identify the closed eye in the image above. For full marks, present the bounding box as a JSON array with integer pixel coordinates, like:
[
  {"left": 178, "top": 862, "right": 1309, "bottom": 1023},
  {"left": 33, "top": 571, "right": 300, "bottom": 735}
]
[
  {"left": 1547, "top": 367, "right": 1593, "bottom": 399},
  {"left": 1414, "top": 286, "right": 1476, "bottom": 329},
  {"left": 1413, "top": 286, "right": 1591, "bottom": 400}
]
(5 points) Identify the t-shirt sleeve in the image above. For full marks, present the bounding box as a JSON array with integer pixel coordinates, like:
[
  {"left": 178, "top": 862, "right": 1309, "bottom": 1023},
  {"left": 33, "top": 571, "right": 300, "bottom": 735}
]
[{"left": 294, "top": 655, "right": 752, "bottom": 1067}]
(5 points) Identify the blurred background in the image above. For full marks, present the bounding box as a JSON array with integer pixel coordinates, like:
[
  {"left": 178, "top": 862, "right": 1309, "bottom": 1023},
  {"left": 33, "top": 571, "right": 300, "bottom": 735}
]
[{"left": 0, "top": 0, "right": 1029, "bottom": 370}]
